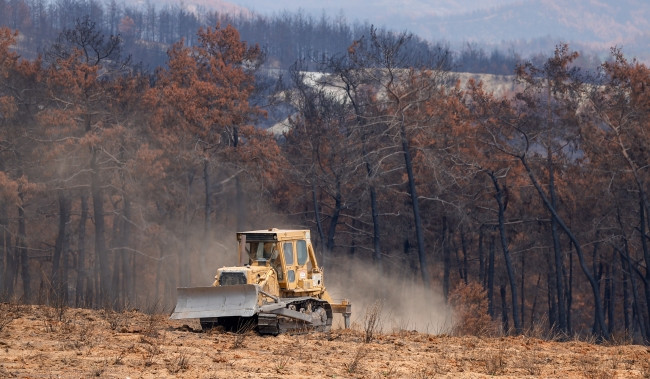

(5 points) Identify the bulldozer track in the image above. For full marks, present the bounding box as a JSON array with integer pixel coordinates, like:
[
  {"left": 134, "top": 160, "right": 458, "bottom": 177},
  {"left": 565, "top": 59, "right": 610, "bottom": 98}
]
[{"left": 200, "top": 297, "right": 332, "bottom": 335}]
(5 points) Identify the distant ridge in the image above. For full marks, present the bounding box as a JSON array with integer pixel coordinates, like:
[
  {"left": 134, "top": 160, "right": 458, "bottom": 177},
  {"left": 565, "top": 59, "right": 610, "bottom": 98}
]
[
  {"left": 129, "top": 0, "right": 252, "bottom": 17},
  {"left": 108, "top": 0, "right": 649, "bottom": 61},
  {"left": 167, "top": 0, "right": 648, "bottom": 60},
  {"left": 374, "top": 0, "right": 649, "bottom": 60}
]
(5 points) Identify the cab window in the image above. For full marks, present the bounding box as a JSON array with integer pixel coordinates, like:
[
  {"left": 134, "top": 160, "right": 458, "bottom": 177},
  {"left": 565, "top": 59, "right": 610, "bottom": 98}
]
[
  {"left": 283, "top": 242, "right": 294, "bottom": 265},
  {"left": 247, "top": 242, "right": 276, "bottom": 262},
  {"left": 296, "top": 240, "right": 308, "bottom": 265}
]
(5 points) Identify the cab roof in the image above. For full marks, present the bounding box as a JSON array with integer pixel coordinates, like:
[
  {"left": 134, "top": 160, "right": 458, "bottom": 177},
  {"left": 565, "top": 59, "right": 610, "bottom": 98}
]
[{"left": 237, "top": 228, "right": 311, "bottom": 242}]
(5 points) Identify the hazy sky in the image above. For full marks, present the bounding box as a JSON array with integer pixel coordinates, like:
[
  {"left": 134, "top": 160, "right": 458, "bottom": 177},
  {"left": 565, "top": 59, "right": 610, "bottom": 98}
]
[{"left": 226, "top": 0, "right": 522, "bottom": 34}]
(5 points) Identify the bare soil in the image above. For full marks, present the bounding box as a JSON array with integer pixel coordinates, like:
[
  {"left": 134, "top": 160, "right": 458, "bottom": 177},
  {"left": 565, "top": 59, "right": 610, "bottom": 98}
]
[{"left": 0, "top": 303, "right": 648, "bottom": 378}]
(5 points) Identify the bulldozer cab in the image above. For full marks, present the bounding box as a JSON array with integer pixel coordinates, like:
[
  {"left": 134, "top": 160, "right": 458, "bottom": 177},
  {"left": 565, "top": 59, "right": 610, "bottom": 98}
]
[{"left": 238, "top": 229, "right": 322, "bottom": 293}]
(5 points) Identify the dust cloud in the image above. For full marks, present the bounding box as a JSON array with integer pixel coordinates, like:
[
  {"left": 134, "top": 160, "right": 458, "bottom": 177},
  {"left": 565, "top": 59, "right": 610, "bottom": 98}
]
[
  {"left": 166, "top": 228, "right": 452, "bottom": 335},
  {"left": 175, "top": 194, "right": 452, "bottom": 335},
  {"left": 325, "top": 255, "right": 452, "bottom": 334}
]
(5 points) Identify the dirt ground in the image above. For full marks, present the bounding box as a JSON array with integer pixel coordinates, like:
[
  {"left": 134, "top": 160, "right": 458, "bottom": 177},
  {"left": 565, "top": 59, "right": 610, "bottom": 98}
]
[{"left": 0, "top": 303, "right": 648, "bottom": 378}]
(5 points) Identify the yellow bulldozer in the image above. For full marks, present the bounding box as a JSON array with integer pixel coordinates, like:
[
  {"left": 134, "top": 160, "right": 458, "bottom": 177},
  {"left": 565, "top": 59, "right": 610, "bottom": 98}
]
[{"left": 171, "top": 228, "right": 351, "bottom": 334}]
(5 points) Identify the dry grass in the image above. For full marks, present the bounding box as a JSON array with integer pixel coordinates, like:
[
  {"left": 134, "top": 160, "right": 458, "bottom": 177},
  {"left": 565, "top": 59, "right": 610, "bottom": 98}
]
[
  {"left": 101, "top": 307, "right": 129, "bottom": 332},
  {"left": 363, "top": 300, "right": 384, "bottom": 343},
  {"left": 0, "top": 302, "right": 22, "bottom": 332},
  {"left": 141, "top": 337, "right": 163, "bottom": 367},
  {"left": 274, "top": 355, "right": 290, "bottom": 374},
  {"left": 641, "top": 359, "right": 650, "bottom": 378},
  {"left": 483, "top": 340, "right": 507, "bottom": 375},
  {"left": 230, "top": 318, "right": 256, "bottom": 349},
  {"left": 0, "top": 304, "right": 647, "bottom": 378},
  {"left": 345, "top": 344, "right": 367, "bottom": 374},
  {"left": 166, "top": 349, "right": 190, "bottom": 374}
]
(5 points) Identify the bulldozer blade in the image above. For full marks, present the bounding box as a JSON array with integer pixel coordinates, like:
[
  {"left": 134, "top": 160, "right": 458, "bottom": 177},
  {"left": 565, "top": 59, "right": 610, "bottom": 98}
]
[{"left": 170, "top": 285, "right": 259, "bottom": 320}]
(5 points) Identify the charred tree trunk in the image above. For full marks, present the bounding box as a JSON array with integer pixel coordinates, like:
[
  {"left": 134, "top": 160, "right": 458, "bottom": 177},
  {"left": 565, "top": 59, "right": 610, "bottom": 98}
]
[
  {"left": 530, "top": 274, "right": 541, "bottom": 328},
  {"left": 91, "top": 149, "right": 109, "bottom": 303},
  {"left": 236, "top": 176, "right": 244, "bottom": 231},
  {"left": 345, "top": 80, "right": 383, "bottom": 271},
  {"left": 400, "top": 119, "right": 430, "bottom": 287},
  {"left": 51, "top": 191, "right": 70, "bottom": 303},
  {"left": 111, "top": 248, "right": 121, "bottom": 306},
  {"left": 621, "top": 252, "right": 631, "bottom": 335},
  {"left": 201, "top": 159, "right": 211, "bottom": 276},
  {"left": 121, "top": 198, "right": 133, "bottom": 304},
  {"left": 545, "top": 251, "right": 556, "bottom": 327},
  {"left": 369, "top": 184, "right": 382, "bottom": 268},
  {"left": 592, "top": 246, "right": 604, "bottom": 336},
  {"left": 605, "top": 261, "right": 615, "bottom": 335},
  {"left": 520, "top": 252, "right": 525, "bottom": 328},
  {"left": 487, "top": 235, "right": 495, "bottom": 317},
  {"left": 442, "top": 217, "right": 450, "bottom": 301},
  {"left": 548, "top": 155, "right": 567, "bottom": 334},
  {"left": 155, "top": 244, "right": 162, "bottom": 301},
  {"left": 490, "top": 172, "right": 521, "bottom": 333},
  {"left": 62, "top": 236, "right": 70, "bottom": 305},
  {"left": 17, "top": 190, "right": 30, "bottom": 302},
  {"left": 203, "top": 159, "right": 211, "bottom": 238},
  {"left": 180, "top": 170, "right": 194, "bottom": 285},
  {"left": 547, "top": 271, "right": 557, "bottom": 329},
  {"left": 638, "top": 199, "right": 650, "bottom": 338},
  {"left": 479, "top": 229, "right": 485, "bottom": 288},
  {"left": 111, "top": 206, "right": 121, "bottom": 306},
  {"left": 564, "top": 246, "right": 573, "bottom": 335},
  {"left": 0, "top": 159, "right": 5, "bottom": 296},
  {"left": 403, "top": 238, "right": 417, "bottom": 278},
  {"left": 460, "top": 229, "right": 469, "bottom": 285},
  {"left": 311, "top": 182, "right": 325, "bottom": 262},
  {"left": 76, "top": 195, "right": 88, "bottom": 307},
  {"left": 630, "top": 267, "right": 648, "bottom": 341},
  {"left": 603, "top": 263, "right": 611, "bottom": 333},
  {"left": 520, "top": 156, "right": 609, "bottom": 339},
  {"left": 619, "top": 242, "right": 649, "bottom": 341},
  {"left": 326, "top": 179, "right": 342, "bottom": 254},
  {"left": 618, "top": 208, "right": 648, "bottom": 340},
  {"left": 609, "top": 132, "right": 650, "bottom": 340},
  {"left": 454, "top": 237, "right": 465, "bottom": 285},
  {"left": 500, "top": 284, "right": 509, "bottom": 333},
  {"left": 233, "top": 127, "right": 245, "bottom": 232},
  {"left": 1, "top": 201, "right": 14, "bottom": 297}
]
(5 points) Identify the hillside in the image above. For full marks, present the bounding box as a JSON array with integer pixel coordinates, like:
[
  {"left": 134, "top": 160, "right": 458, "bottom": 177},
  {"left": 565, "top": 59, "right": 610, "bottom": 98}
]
[
  {"left": 189, "top": 0, "right": 650, "bottom": 60},
  {"left": 425, "top": 0, "right": 650, "bottom": 57},
  {"left": 0, "top": 303, "right": 648, "bottom": 378}
]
